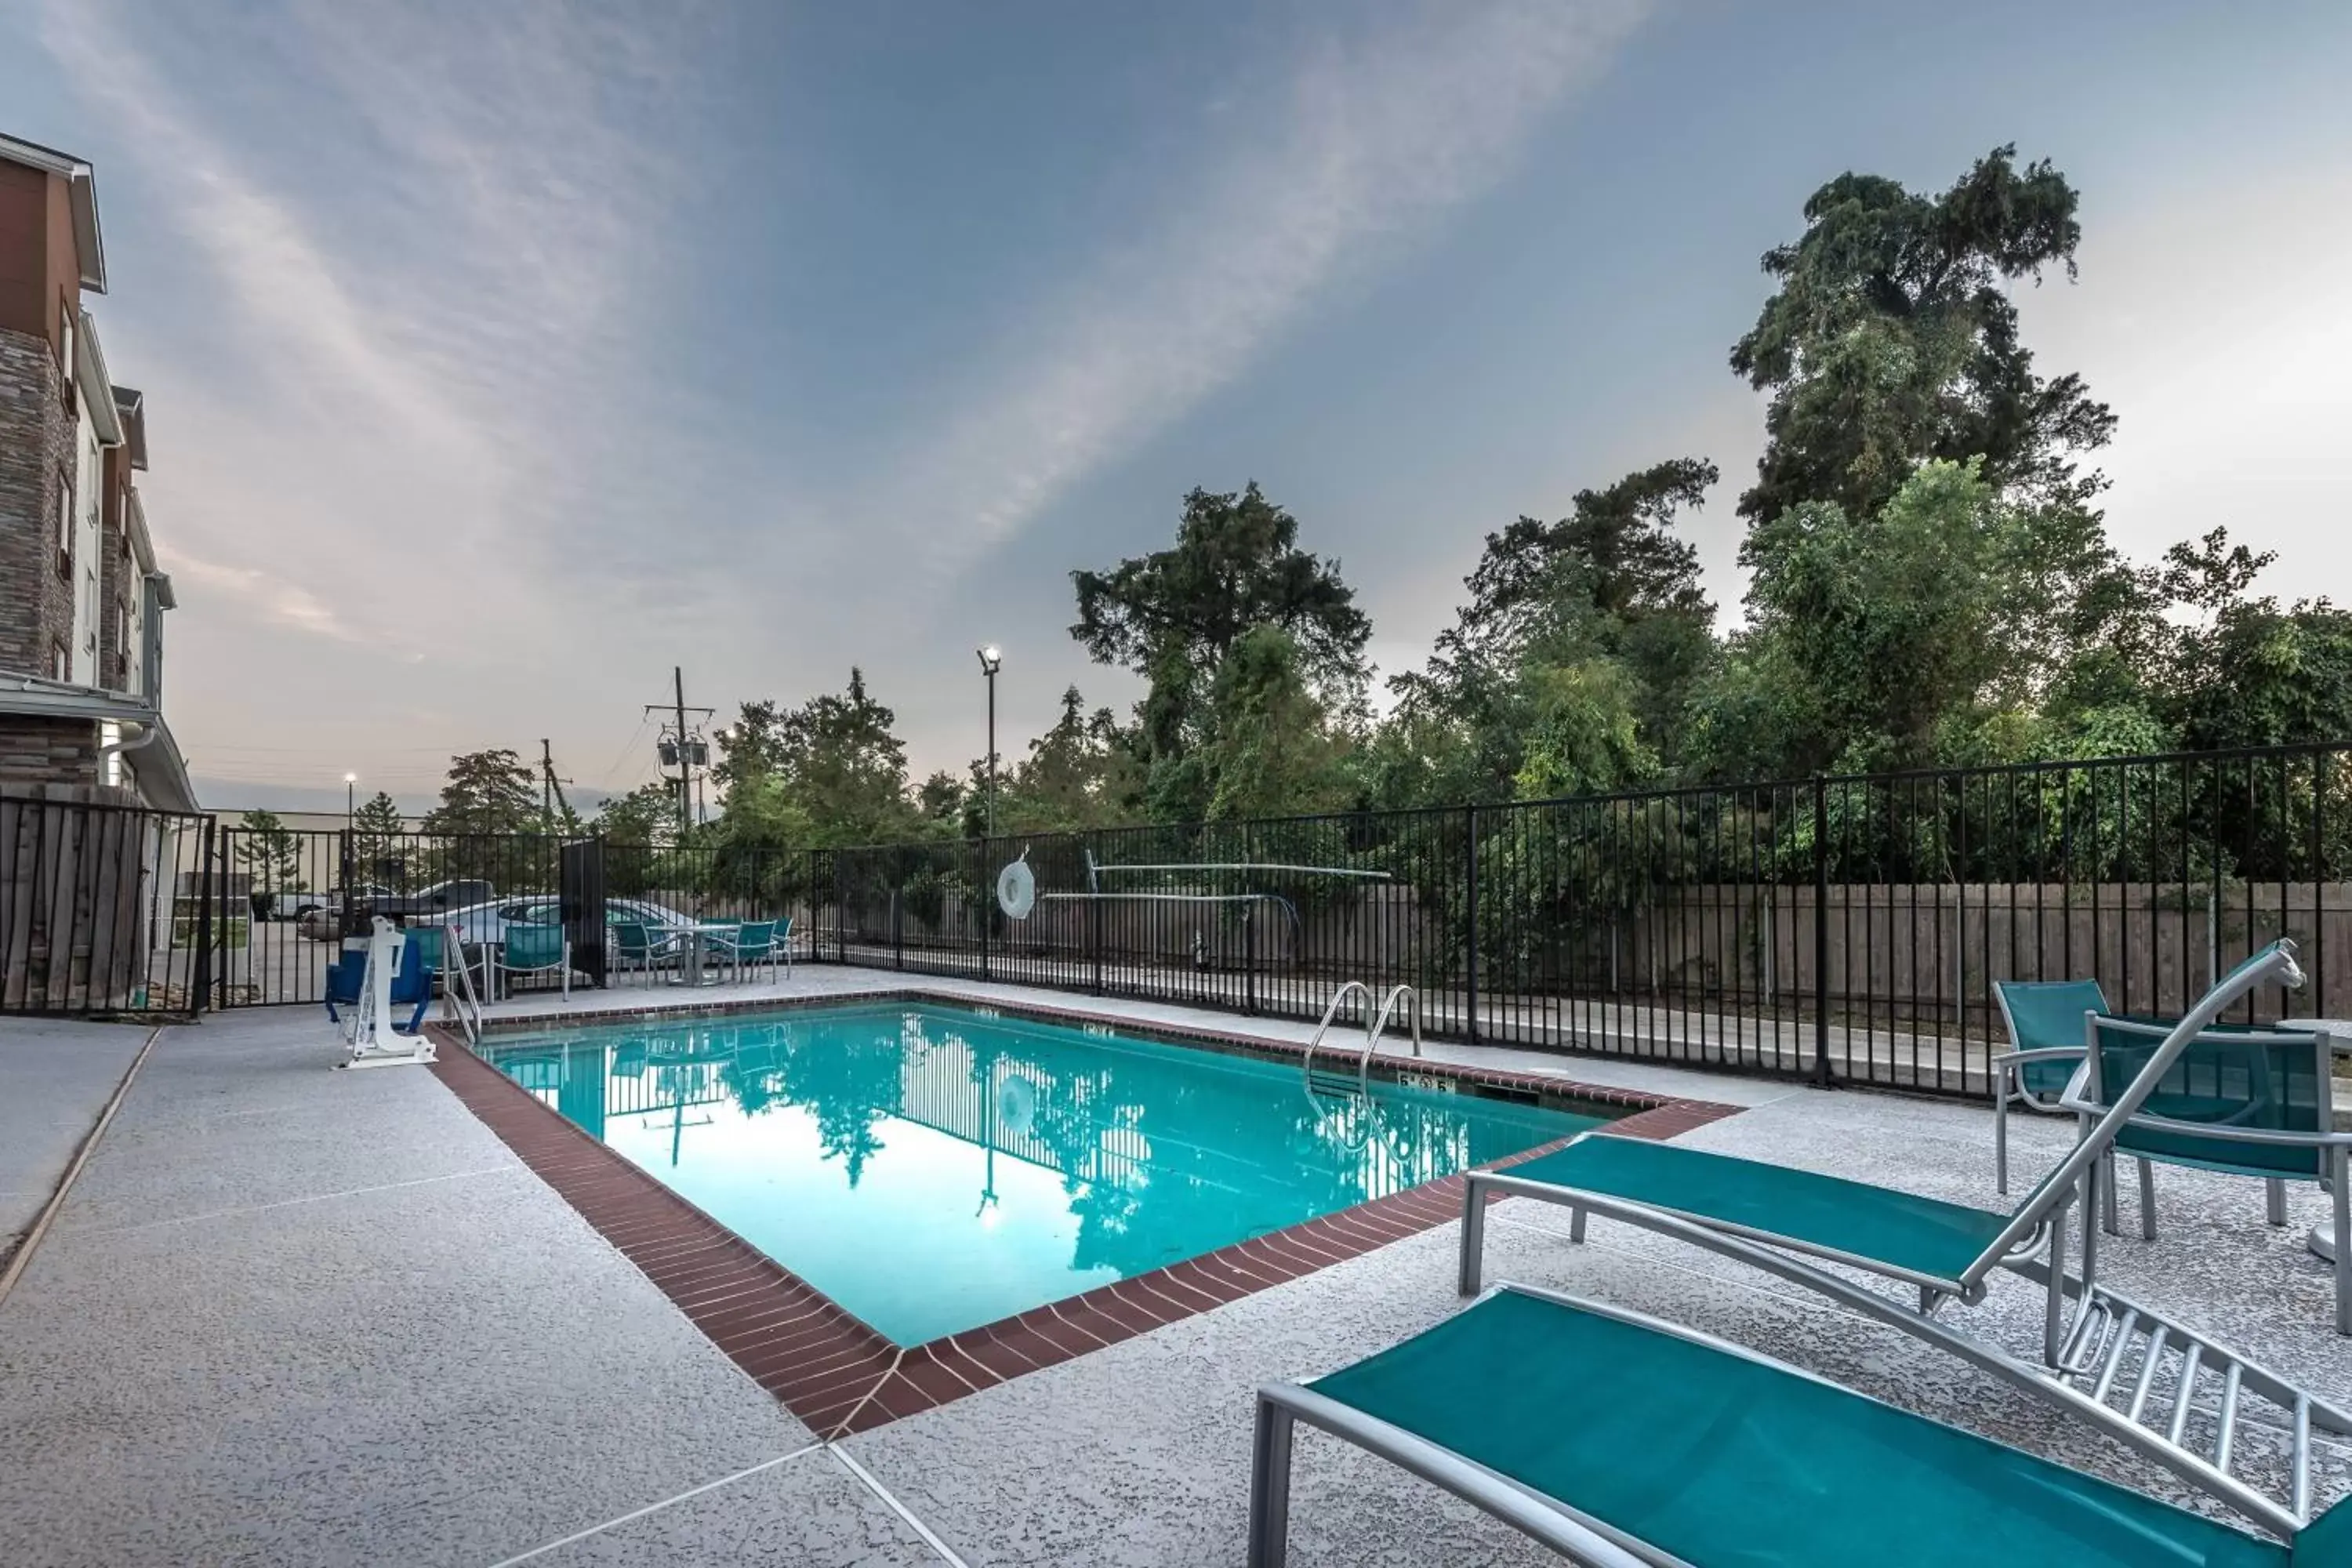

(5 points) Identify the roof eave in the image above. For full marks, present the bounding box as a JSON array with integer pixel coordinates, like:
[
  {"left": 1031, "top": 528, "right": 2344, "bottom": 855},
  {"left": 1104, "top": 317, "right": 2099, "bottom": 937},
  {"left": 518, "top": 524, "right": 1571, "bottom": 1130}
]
[{"left": 77, "top": 312, "right": 123, "bottom": 445}]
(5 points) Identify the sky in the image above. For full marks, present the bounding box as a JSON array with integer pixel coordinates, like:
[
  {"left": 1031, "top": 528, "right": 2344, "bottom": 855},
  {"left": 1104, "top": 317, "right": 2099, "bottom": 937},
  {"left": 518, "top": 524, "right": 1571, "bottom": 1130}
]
[{"left": 5, "top": 0, "right": 2350, "bottom": 813}]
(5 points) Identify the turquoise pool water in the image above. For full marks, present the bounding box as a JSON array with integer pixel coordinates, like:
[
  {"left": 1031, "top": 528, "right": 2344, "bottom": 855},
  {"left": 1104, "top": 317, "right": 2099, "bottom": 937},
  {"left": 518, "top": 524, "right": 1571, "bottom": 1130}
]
[{"left": 482, "top": 1002, "right": 1607, "bottom": 1345}]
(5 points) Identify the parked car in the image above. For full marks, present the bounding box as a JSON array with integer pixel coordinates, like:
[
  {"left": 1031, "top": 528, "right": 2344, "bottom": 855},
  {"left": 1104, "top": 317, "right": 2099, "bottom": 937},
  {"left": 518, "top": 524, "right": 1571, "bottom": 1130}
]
[
  {"left": 436, "top": 896, "right": 695, "bottom": 954},
  {"left": 370, "top": 880, "right": 497, "bottom": 921},
  {"left": 296, "top": 887, "right": 394, "bottom": 942}
]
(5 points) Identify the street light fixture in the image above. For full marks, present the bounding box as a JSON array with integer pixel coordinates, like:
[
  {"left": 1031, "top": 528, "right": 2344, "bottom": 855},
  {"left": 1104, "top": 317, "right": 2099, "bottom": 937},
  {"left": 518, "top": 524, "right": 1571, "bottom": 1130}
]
[{"left": 975, "top": 645, "right": 1003, "bottom": 838}]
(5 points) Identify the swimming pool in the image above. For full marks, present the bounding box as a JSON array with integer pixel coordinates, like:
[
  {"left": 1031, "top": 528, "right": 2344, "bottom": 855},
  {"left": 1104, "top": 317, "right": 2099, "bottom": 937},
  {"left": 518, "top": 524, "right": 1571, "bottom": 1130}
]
[{"left": 481, "top": 1001, "right": 1610, "bottom": 1345}]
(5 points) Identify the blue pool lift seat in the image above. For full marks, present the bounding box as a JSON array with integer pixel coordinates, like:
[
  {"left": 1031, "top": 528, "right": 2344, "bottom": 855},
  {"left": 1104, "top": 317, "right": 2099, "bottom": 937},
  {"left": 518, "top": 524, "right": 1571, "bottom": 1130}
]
[{"left": 322, "top": 931, "right": 436, "bottom": 1034}]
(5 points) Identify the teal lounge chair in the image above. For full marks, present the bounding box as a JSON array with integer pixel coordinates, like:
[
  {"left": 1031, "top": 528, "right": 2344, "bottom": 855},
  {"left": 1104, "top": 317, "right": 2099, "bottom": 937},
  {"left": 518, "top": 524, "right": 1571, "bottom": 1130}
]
[
  {"left": 1458, "top": 940, "right": 2352, "bottom": 1522},
  {"left": 706, "top": 919, "right": 781, "bottom": 985},
  {"left": 612, "top": 920, "right": 681, "bottom": 985},
  {"left": 2066, "top": 1013, "right": 2350, "bottom": 1330},
  {"left": 1992, "top": 977, "right": 2108, "bottom": 1193},
  {"left": 490, "top": 922, "right": 571, "bottom": 1001},
  {"left": 1250, "top": 1283, "right": 2352, "bottom": 1566}
]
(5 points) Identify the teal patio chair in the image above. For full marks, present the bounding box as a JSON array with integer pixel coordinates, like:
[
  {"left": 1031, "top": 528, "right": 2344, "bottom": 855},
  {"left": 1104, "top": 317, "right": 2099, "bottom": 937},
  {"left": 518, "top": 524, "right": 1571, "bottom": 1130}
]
[
  {"left": 2067, "top": 1013, "right": 2349, "bottom": 1330},
  {"left": 490, "top": 922, "right": 571, "bottom": 1001},
  {"left": 1992, "top": 977, "right": 2108, "bottom": 1193},
  {"left": 1456, "top": 941, "right": 2352, "bottom": 1519},
  {"left": 611, "top": 920, "right": 681, "bottom": 985},
  {"left": 1250, "top": 1283, "right": 2352, "bottom": 1566},
  {"left": 707, "top": 920, "right": 780, "bottom": 985}
]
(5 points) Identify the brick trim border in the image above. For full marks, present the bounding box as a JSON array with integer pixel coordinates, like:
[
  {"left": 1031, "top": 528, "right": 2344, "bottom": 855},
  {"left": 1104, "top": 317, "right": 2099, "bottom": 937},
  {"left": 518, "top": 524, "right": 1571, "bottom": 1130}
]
[{"left": 428, "top": 1002, "right": 1740, "bottom": 1436}]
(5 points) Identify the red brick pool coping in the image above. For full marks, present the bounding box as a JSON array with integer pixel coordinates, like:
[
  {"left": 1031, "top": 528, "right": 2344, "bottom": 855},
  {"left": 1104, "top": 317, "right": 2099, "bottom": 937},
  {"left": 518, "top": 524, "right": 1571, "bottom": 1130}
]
[{"left": 426, "top": 990, "right": 1740, "bottom": 1436}]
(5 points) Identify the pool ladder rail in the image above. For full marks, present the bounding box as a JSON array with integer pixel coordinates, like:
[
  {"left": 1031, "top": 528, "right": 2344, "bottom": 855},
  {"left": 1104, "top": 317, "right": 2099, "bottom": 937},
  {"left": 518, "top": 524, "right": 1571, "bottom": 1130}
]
[
  {"left": 1301, "top": 982, "right": 1423, "bottom": 1098},
  {"left": 439, "top": 921, "right": 485, "bottom": 1047}
]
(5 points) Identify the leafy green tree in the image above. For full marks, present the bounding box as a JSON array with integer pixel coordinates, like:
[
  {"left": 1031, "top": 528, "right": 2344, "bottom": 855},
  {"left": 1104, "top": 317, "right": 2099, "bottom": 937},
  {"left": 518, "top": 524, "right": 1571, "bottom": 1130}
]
[
  {"left": 1731, "top": 144, "right": 2114, "bottom": 526},
  {"left": 421, "top": 750, "right": 539, "bottom": 837},
  {"left": 712, "top": 670, "right": 924, "bottom": 847},
  {"left": 978, "top": 686, "right": 1145, "bottom": 834},
  {"left": 590, "top": 782, "right": 678, "bottom": 848},
  {"left": 1073, "top": 482, "right": 1371, "bottom": 766},
  {"left": 1390, "top": 459, "right": 1719, "bottom": 797},
  {"left": 1178, "top": 626, "right": 1357, "bottom": 822},
  {"left": 914, "top": 770, "right": 967, "bottom": 831}
]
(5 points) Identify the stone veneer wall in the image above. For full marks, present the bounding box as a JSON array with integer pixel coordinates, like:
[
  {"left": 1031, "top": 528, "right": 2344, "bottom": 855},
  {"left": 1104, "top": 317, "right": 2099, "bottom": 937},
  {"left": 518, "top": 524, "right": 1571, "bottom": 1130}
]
[
  {"left": 0, "top": 713, "right": 100, "bottom": 796},
  {"left": 0, "top": 326, "right": 74, "bottom": 677}
]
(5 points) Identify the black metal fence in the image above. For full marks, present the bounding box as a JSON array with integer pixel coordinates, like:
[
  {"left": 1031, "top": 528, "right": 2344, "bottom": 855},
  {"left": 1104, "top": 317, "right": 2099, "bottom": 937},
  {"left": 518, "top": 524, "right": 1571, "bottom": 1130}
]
[
  {"left": 7, "top": 741, "right": 2347, "bottom": 1099},
  {"left": 808, "top": 743, "right": 2352, "bottom": 1098}
]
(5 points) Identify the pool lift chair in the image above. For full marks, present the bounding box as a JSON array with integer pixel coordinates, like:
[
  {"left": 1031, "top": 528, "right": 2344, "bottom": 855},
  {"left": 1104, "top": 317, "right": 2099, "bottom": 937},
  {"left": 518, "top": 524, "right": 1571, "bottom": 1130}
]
[
  {"left": 338, "top": 916, "right": 439, "bottom": 1070},
  {"left": 1256, "top": 942, "right": 2352, "bottom": 1563}
]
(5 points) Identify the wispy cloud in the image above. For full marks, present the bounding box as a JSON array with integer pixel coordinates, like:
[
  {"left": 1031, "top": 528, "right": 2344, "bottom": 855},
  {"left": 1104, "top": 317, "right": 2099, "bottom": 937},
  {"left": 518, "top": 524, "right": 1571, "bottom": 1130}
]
[
  {"left": 861, "top": 0, "right": 1650, "bottom": 574},
  {"left": 34, "top": 0, "right": 724, "bottom": 645}
]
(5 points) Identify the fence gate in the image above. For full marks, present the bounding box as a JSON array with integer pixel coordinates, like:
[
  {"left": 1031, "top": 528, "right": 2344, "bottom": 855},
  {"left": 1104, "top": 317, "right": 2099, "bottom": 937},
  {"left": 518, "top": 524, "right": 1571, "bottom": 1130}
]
[{"left": 561, "top": 837, "right": 608, "bottom": 988}]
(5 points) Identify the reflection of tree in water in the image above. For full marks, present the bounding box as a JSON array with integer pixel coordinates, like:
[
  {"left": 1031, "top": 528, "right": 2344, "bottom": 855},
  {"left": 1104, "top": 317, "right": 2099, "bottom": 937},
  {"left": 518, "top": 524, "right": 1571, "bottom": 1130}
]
[
  {"left": 774, "top": 1011, "right": 913, "bottom": 1187},
  {"left": 941, "top": 1014, "right": 1506, "bottom": 1278},
  {"left": 669, "top": 1004, "right": 1545, "bottom": 1248}
]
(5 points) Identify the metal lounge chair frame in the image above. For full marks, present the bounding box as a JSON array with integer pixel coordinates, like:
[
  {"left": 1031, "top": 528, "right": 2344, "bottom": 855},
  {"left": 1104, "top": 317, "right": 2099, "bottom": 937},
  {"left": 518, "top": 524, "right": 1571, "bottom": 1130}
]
[
  {"left": 1456, "top": 939, "right": 2352, "bottom": 1531},
  {"left": 1250, "top": 1276, "right": 2352, "bottom": 1566}
]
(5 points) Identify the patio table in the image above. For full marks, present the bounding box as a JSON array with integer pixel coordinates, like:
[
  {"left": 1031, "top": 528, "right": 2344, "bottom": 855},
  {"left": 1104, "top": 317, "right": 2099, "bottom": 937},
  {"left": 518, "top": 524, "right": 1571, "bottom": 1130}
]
[
  {"left": 659, "top": 922, "right": 742, "bottom": 987},
  {"left": 2284, "top": 1017, "right": 2352, "bottom": 1262}
]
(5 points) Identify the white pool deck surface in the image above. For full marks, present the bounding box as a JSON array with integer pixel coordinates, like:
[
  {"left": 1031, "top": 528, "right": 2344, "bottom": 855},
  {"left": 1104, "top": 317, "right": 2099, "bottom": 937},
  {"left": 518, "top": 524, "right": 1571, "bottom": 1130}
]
[{"left": 0, "top": 967, "right": 2348, "bottom": 1565}]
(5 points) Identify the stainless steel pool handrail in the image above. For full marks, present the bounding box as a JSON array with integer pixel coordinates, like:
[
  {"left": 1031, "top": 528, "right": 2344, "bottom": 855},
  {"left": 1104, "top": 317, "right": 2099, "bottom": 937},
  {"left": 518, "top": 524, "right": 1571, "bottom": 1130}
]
[
  {"left": 1301, "top": 982, "right": 1375, "bottom": 1087},
  {"left": 440, "top": 921, "right": 484, "bottom": 1046},
  {"left": 1356, "top": 985, "right": 1421, "bottom": 1091}
]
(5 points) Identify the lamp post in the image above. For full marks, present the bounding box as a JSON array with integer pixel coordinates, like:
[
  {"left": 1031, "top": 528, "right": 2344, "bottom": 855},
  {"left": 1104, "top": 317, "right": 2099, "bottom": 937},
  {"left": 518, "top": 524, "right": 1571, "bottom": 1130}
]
[
  {"left": 975, "top": 645, "right": 1002, "bottom": 838},
  {"left": 342, "top": 772, "right": 358, "bottom": 925}
]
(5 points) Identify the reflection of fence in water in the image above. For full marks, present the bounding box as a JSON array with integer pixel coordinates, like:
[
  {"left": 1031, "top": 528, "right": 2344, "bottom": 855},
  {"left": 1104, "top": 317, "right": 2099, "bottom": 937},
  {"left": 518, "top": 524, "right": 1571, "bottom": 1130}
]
[{"left": 895, "top": 1023, "right": 1150, "bottom": 1192}]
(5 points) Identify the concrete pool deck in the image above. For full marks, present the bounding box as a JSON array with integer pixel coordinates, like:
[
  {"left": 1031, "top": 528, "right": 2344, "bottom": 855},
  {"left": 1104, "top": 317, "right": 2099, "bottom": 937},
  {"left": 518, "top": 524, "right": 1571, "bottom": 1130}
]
[{"left": 4, "top": 973, "right": 2351, "bottom": 1564}]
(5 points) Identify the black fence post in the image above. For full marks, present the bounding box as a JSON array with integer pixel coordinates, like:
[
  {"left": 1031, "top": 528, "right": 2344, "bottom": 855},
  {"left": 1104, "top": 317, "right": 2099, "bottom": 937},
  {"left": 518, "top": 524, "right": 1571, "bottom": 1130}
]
[
  {"left": 1465, "top": 803, "right": 1480, "bottom": 1044},
  {"left": 1243, "top": 902, "right": 1258, "bottom": 1015},
  {"left": 833, "top": 849, "right": 846, "bottom": 964},
  {"left": 1087, "top": 833, "right": 1105, "bottom": 996},
  {"left": 978, "top": 840, "right": 993, "bottom": 983},
  {"left": 191, "top": 816, "right": 217, "bottom": 1014},
  {"left": 1812, "top": 775, "right": 1832, "bottom": 1086}
]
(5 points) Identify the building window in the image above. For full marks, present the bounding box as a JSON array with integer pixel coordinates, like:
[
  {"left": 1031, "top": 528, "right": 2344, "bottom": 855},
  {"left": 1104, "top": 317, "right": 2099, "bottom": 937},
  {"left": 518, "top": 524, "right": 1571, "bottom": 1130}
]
[
  {"left": 56, "top": 474, "right": 74, "bottom": 579},
  {"left": 58, "top": 305, "right": 76, "bottom": 410},
  {"left": 51, "top": 641, "right": 71, "bottom": 681}
]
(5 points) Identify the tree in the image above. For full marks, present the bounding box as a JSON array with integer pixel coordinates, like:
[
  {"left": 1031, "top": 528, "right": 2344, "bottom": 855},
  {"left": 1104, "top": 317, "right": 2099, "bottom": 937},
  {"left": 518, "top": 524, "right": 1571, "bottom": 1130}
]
[
  {"left": 422, "top": 750, "right": 539, "bottom": 838},
  {"left": 710, "top": 670, "right": 923, "bottom": 847},
  {"left": 981, "top": 686, "right": 1143, "bottom": 834},
  {"left": 1072, "top": 482, "right": 1371, "bottom": 762},
  {"left": 235, "top": 809, "right": 302, "bottom": 915},
  {"left": 1731, "top": 144, "right": 2114, "bottom": 527},
  {"left": 1180, "top": 627, "right": 1356, "bottom": 822},
  {"left": 1391, "top": 459, "right": 1720, "bottom": 796},
  {"left": 590, "top": 782, "right": 677, "bottom": 848},
  {"left": 350, "top": 791, "right": 406, "bottom": 873},
  {"left": 914, "top": 770, "right": 967, "bottom": 831}
]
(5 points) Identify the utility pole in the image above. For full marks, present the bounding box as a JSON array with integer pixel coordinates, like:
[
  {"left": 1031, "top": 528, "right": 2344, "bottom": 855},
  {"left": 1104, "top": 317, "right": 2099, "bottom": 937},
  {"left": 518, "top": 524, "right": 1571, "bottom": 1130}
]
[
  {"left": 644, "top": 670, "right": 714, "bottom": 842},
  {"left": 673, "top": 666, "right": 691, "bottom": 838}
]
